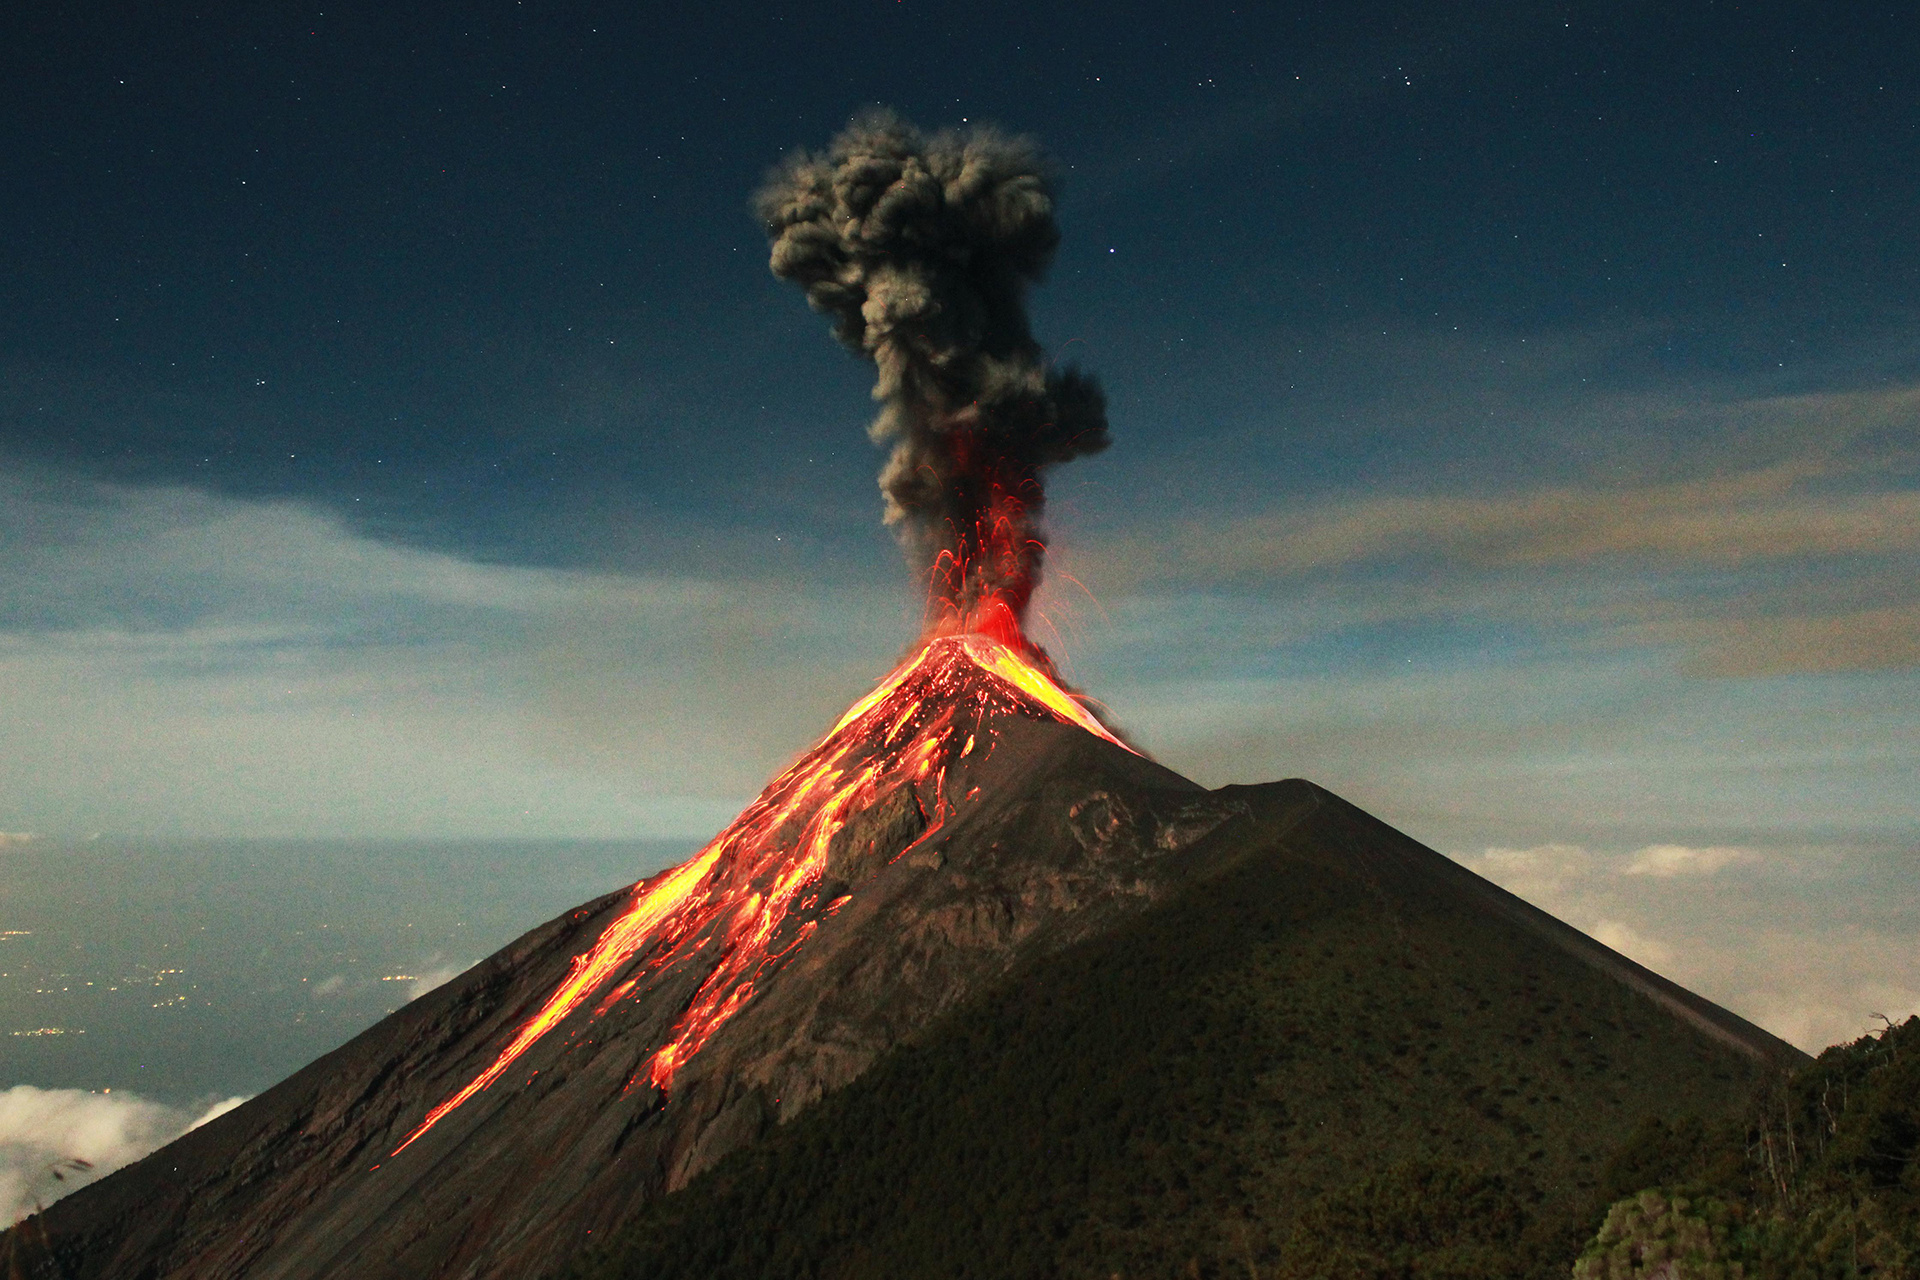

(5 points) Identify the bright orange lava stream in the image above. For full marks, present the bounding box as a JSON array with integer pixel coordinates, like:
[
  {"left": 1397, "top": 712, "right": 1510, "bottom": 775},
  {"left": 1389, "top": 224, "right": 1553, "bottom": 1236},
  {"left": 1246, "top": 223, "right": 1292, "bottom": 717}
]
[{"left": 391, "top": 632, "right": 1130, "bottom": 1156}]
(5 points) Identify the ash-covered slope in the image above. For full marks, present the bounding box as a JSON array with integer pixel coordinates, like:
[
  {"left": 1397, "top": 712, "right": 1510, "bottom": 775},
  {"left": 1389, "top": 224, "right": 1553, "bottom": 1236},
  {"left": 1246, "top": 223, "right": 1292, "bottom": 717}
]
[
  {"left": 573, "top": 783, "right": 1808, "bottom": 1280},
  {"left": 30, "top": 638, "right": 1255, "bottom": 1280}
]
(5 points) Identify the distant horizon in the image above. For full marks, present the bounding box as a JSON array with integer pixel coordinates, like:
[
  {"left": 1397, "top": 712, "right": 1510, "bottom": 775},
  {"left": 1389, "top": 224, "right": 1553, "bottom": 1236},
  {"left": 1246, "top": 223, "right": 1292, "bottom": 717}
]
[{"left": 0, "top": 816, "right": 1902, "bottom": 1067}]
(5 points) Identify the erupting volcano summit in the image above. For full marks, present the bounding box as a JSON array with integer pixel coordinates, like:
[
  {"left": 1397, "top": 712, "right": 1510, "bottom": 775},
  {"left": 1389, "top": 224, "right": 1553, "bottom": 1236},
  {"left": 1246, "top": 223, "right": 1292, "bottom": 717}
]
[
  {"left": 377, "top": 110, "right": 1135, "bottom": 1159},
  {"left": 386, "top": 101, "right": 1135, "bottom": 1148}
]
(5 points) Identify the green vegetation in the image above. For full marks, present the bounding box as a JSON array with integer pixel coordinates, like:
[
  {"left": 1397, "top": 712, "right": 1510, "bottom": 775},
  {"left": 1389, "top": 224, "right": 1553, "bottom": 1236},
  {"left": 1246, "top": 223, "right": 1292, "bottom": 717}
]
[
  {"left": 566, "top": 813, "right": 1780, "bottom": 1280},
  {"left": 1268, "top": 1160, "right": 1533, "bottom": 1278},
  {"left": 1574, "top": 1190, "right": 1749, "bottom": 1278},
  {"left": 1577, "top": 1015, "right": 1920, "bottom": 1278}
]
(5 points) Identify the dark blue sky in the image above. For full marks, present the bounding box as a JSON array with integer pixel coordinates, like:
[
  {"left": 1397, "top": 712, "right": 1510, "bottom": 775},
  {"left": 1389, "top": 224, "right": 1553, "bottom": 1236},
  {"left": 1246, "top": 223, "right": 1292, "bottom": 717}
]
[
  {"left": 6, "top": 0, "right": 1913, "bottom": 564},
  {"left": 1, "top": 0, "right": 1917, "bottom": 1057}
]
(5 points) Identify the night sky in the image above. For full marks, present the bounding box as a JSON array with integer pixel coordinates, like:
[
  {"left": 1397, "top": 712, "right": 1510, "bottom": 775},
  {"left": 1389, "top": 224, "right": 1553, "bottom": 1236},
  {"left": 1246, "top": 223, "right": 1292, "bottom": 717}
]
[{"left": 2, "top": 0, "right": 1917, "bottom": 1069}]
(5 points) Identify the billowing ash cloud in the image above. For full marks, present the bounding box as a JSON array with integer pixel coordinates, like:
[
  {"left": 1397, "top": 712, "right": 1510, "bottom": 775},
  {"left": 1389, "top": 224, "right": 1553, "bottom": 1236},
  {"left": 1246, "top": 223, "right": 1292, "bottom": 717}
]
[{"left": 756, "top": 108, "right": 1108, "bottom": 640}]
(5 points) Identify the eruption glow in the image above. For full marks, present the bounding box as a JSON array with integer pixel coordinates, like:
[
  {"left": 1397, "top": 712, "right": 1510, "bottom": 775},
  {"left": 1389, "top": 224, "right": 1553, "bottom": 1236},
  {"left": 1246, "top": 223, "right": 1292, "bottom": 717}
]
[
  {"left": 757, "top": 110, "right": 1109, "bottom": 633},
  {"left": 392, "top": 110, "right": 1122, "bottom": 1159},
  {"left": 392, "top": 633, "right": 1129, "bottom": 1155}
]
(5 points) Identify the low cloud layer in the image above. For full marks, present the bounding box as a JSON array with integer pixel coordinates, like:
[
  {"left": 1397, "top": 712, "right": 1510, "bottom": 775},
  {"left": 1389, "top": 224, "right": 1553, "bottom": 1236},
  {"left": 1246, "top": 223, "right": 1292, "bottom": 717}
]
[
  {"left": 0, "top": 367, "right": 1912, "bottom": 1061},
  {"left": 0, "top": 1086, "right": 245, "bottom": 1225}
]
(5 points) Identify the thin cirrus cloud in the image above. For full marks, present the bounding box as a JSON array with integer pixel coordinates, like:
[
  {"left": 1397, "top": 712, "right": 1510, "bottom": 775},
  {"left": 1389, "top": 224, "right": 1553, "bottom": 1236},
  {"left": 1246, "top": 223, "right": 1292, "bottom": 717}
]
[
  {"left": 1069, "top": 381, "right": 1919, "bottom": 681},
  {"left": 0, "top": 467, "right": 910, "bottom": 838},
  {"left": 1126, "top": 461, "right": 1914, "bottom": 577},
  {"left": 1619, "top": 602, "right": 1920, "bottom": 677},
  {"left": 1101, "top": 450, "right": 1917, "bottom": 582}
]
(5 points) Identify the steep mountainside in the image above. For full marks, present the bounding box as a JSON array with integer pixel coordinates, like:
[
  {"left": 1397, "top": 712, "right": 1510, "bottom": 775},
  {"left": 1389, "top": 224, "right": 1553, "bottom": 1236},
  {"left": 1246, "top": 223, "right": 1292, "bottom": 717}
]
[{"left": 572, "top": 783, "right": 1806, "bottom": 1280}]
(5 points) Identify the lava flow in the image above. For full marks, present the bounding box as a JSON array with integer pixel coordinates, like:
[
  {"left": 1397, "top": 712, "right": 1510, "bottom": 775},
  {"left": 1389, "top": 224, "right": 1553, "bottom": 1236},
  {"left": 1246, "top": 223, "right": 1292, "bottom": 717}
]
[{"left": 393, "top": 632, "right": 1128, "bottom": 1155}]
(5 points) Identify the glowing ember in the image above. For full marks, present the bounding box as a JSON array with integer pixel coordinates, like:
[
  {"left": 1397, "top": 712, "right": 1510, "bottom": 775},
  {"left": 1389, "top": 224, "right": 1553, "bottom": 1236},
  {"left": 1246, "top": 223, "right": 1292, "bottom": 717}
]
[{"left": 392, "top": 633, "right": 1130, "bottom": 1155}]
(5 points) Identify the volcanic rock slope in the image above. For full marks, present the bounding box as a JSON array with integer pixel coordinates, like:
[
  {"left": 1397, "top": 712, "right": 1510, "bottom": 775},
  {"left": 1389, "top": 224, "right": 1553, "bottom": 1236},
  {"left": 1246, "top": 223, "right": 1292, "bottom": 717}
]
[
  {"left": 33, "top": 643, "right": 1800, "bottom": 1280},
  {"left": 573, "top": 782, "right": 1810, "bottom": 1280}
]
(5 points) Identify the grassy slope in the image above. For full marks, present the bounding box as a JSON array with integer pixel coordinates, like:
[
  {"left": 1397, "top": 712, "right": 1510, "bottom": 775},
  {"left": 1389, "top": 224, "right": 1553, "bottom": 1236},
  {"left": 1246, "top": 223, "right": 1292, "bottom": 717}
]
[{"left": 569, "top": 792, "right": 1780, "bottom": 1280}]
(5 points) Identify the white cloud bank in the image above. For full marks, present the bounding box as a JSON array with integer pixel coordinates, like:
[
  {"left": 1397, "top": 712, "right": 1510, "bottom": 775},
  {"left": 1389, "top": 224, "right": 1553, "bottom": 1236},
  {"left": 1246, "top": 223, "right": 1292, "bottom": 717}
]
[
  {"left": 1587, "top": 918, "right": 1676, "bottom": 969},
  {"left": 0, "top": 1086, "right": 246, "bottom": 1225},
  {"left": 1622, "top": 843, "right": 1749, "bottom": 877}
]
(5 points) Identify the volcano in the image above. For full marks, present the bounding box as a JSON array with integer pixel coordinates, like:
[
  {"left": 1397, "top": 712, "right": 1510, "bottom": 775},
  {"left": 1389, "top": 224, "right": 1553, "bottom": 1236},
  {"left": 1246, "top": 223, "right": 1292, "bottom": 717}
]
[
  {"left": 21, "top": 112, "right": 1809, "bottom": 1277},
  {"left": 26, "top": 633, "right": 1800, "bottom": 1279}
]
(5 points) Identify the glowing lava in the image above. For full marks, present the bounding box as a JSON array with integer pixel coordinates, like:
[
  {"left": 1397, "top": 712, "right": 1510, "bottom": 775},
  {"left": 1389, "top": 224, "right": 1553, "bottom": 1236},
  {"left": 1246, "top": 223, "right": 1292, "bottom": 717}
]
[{"left": 392, "top": 632, "right": 1129, "bottom": 1155}]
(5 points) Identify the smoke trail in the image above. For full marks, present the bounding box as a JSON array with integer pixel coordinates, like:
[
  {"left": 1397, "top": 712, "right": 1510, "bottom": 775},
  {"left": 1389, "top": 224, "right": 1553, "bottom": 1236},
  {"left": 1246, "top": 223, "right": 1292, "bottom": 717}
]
[{"left": 756, "top": 109, "right": 1108, "bottom": 643}]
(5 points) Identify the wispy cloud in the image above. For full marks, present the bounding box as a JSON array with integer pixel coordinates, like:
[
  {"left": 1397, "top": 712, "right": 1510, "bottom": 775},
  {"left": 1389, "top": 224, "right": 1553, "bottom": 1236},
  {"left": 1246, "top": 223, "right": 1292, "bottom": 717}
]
[
  {"left": 1587, "top": 918, "right": 1676, "bottom": 969},
  {"left": 376, "top": 955, "right": 471, "bottom": 1002},
  {"left": 1485, "top": 466, "right": 1890, "bottom": 563},
  {"left": 1622, "top": 602, "right": 1920, "bottom": 676},
  {"left": 406, "top": 961, "right": 467, "bottom": 1002},
  {"left": 1106, "top": 410, "right": 1915, "bottom": 579},
  {"left": 1622, "top": 844, "right": 1749, "bottom": 877},
  {"left": 1061, "top": 381, "right": 1920, "bottom": 681},
  {"left": 0, "top": 469, "right": 915, "bottom": 837},
  {"left": 1107, "top": 461, "right": 1913, "bottom": 580}
]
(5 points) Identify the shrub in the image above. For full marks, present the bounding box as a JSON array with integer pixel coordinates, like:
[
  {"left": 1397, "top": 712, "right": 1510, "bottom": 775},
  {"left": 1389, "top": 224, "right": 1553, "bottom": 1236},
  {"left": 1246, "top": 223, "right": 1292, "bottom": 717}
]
[{"left": 1572, "top": 1189, "right": 1746, "bottom": 1279}]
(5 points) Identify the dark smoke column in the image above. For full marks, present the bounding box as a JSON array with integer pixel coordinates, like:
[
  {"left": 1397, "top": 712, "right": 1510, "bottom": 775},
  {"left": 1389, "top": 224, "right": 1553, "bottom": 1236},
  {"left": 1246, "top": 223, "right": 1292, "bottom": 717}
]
[{"left": 756, "top": 109, "right": 1108, "bottom": 648}]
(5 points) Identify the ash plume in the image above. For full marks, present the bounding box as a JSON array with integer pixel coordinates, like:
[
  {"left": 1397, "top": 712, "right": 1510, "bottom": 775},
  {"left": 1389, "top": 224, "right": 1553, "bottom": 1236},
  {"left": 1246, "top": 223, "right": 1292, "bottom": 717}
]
[{"left": 755, "top": 109, "right": 1108, "bottom": 641}]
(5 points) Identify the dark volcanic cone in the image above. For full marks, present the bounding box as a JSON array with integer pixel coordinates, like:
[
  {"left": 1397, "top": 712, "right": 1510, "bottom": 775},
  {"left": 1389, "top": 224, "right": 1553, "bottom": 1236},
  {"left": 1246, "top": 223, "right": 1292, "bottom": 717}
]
[{"left": 27, "top": 637, "right": 1803, "bottom": 1280}]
